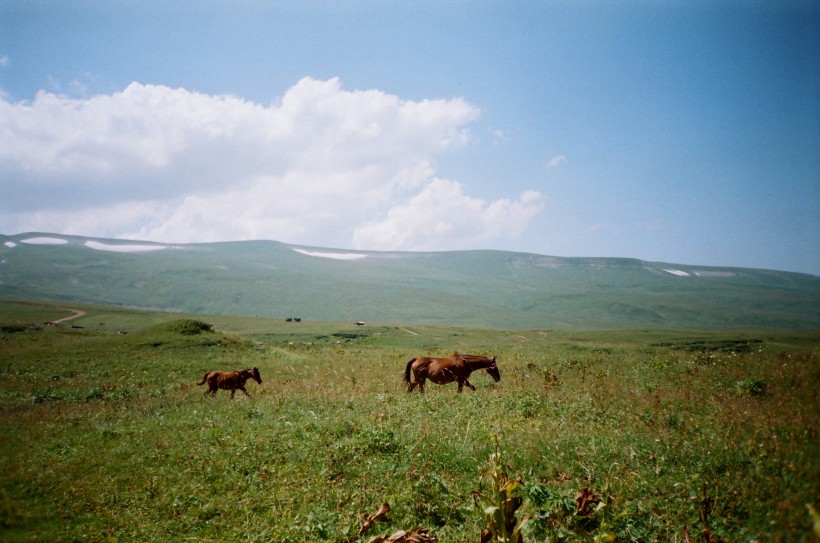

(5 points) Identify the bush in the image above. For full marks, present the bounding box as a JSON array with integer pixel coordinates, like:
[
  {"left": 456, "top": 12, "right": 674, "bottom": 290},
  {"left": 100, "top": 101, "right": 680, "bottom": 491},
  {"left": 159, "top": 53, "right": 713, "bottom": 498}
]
[
  {"left": 734, "top": 378, "right": 766, "bottom": 396},
  {"left": 166, "top": 319, "right": 213, "bottom": 335}
]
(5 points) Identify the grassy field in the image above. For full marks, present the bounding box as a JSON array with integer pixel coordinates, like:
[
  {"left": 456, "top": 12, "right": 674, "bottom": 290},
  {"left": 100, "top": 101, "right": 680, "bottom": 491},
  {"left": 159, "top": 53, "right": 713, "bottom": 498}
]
[
  {"left": 1, "top": 301, "right": 818, "bottom": 542},
  {"left": 3, "top": 234, "right": 819, "bottom": 330}
]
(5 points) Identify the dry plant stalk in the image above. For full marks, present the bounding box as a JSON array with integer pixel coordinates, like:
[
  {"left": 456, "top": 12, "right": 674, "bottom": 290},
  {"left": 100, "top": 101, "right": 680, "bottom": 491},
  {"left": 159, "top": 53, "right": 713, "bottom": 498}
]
[
  {"left": 358, "top": 502, "right": 436, "bottom": 542},
  {"left": 359, "top": 503, "right": 392, "bottom": 538},
  {"left": 366, "top": 528, "right": 437, "bottom": 543}
]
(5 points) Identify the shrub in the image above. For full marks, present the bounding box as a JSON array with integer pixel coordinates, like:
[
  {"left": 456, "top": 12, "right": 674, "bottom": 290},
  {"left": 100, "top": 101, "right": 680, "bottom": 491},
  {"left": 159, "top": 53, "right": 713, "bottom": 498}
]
[
  {"left": 734, "top": 378, "right": 766, "bottom": 396},
  {"left": 166, "top": 319, "right": 214, "bottom": 335}
]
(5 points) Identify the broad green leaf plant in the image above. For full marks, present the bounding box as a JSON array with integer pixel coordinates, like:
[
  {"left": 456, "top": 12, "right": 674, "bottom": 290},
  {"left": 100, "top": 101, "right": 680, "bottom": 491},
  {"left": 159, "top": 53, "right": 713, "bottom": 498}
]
[{"left": 473, "top": 435, "right": 531, "bottom": 543}]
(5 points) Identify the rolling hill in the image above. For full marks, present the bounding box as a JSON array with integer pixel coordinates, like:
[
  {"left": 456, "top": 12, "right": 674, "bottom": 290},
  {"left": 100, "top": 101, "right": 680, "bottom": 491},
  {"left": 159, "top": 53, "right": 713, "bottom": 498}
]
[{"left": 1, "top": 232, "right": 818, "bottom": 330}]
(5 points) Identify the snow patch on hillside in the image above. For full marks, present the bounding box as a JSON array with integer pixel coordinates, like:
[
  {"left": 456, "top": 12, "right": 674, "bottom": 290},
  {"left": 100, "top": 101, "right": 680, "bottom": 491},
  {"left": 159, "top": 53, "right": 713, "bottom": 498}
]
[
  {"left": 21, "top": 237, "right": 68, "bottom": 245},
  {"left": 4, "top": 241, "right": 16, "bottom": 248},
  {"left": 662, "top": 269, "right": 690, "bottom": 277},
  {"left": 293, "top": 248, "right": 368, "bottom": 260},
  {"left": 85, "top": 241, "right": 167, "bottom": 253},
  {"left": 693, "top": 271, "right": 736, "bottom": 277}
]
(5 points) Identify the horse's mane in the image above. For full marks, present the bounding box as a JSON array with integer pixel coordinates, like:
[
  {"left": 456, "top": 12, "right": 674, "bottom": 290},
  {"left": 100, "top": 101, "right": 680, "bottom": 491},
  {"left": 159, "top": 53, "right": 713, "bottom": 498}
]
[{"left": 455, "top": 353, "right": 492, "bottom": 361}]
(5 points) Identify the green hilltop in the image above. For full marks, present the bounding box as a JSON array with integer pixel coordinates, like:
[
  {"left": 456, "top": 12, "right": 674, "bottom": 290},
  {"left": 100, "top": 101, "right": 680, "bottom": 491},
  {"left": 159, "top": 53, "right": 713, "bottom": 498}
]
[{"left": 1, "top": 233, "right": 818, "bottom": 330}]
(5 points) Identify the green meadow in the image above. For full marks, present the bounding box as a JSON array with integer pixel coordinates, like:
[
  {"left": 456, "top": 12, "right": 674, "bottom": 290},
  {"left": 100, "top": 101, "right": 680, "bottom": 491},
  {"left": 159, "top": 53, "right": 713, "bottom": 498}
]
[
  {"left": 1, "top": 301, "right": 818, "bottom": 542},
  {"left": 3, "top": 234, "right": 819, "bottom": 331}
]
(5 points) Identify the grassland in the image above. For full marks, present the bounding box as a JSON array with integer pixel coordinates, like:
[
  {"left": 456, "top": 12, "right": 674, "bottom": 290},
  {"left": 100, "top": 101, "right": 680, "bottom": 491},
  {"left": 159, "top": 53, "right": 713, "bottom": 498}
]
[
  {"left": 1, "top": 301, "right": 818, "bottom": 542},
  {"left": 3, "top": 233, "right": 819, "bottom": 330}
]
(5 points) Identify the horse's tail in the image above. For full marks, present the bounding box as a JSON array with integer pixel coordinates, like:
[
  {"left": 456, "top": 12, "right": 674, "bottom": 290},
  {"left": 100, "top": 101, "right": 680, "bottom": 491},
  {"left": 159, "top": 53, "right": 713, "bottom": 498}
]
[
  {"left": 404, "top": 359, "right": 416, "bottom": 383},
  {"left": 196, "top": 372, "right": 209, "bottom": 386}
]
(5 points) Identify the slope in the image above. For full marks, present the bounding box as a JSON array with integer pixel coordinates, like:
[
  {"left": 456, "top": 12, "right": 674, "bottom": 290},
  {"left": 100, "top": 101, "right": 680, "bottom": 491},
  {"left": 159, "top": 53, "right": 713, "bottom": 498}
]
[{"left": 1, "top": 233, "right": 818, "bottom": 329}]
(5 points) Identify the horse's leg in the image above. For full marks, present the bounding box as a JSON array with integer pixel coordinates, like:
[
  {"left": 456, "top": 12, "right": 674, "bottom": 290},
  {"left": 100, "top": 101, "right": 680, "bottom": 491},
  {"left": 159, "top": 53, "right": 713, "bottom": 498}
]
[
  {"left": 239, "top": 385, "right": 251, "bottom": 398},
  {"left": 408, "top": 368, "right": 424, "bottom": 393},
  {"left": 457, "top": 380, "right": 464, "bottom": 393},
  {"left": 464, "top": 379, "right": 476, "bottom": 391}
]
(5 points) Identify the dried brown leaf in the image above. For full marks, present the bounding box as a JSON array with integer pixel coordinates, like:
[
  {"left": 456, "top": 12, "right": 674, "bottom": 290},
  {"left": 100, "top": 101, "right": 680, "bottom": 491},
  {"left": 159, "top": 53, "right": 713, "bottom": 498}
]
[
  {"left": 574, "top": 487, "right": 601, "bottom": 517},
  {"left": 359, "top": 503, "right": 392, "bottom": 537},
  {"left": 368, "top": 528, "right": 437, "bottom": 543}
]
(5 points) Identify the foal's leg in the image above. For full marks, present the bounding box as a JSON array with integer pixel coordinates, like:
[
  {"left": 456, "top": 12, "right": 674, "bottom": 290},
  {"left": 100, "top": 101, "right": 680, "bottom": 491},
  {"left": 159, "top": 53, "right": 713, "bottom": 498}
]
[{"left": 239, "top": 385, "right": 251, "bottom": 398}]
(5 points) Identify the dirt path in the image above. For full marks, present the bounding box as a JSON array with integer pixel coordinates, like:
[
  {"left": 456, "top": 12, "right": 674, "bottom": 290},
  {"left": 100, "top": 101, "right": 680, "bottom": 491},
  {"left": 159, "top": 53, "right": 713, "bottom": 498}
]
[{"left": 51, "top": 309, "right": 87, "bottom": 324}]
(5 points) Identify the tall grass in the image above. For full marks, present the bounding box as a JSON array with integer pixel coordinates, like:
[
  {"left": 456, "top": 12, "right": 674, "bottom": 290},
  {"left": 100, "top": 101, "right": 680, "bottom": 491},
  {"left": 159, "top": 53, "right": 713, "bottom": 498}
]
[{"left": 0, "top": 303, "right": 818, "bottom": 541}]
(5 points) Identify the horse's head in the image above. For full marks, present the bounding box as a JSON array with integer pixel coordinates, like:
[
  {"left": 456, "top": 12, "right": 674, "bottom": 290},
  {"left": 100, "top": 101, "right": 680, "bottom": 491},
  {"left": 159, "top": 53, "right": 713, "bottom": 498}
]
[
  {"left": 486, "top": 360, "right": 501, "bottom": 382},
  {"left": 251, "top": 367, "right": 262, "bottom": 384}
]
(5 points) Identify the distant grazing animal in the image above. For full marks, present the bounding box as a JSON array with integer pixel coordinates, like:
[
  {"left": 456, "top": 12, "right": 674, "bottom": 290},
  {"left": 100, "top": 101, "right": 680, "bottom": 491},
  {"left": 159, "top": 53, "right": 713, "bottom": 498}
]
[
  {"left": 197, "top": 367, "right": 262, "bottom": 398},
  {"left": 404, "top": 353, "right": 500, "bottom": 393}
]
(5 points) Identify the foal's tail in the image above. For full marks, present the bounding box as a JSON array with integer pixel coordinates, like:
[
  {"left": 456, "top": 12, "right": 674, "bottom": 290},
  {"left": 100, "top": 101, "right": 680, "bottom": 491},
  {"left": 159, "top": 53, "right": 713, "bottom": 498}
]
[
  {"left": 196, "top": 373, "right": 209, "bottom": 386},
  {"left": 404, "top": 359, "right": 416, "bottom": 383}
]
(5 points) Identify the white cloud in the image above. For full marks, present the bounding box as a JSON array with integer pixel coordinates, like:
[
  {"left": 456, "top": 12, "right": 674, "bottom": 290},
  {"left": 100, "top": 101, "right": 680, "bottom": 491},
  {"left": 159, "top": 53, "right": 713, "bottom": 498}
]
[
  {"left": 352, "top": 179, "right": 543, "bottom": 251},
  {"left": 0, "top": 55, "right": 8, "bottom": 67},
  {"left": 547, "top": 155, "right": 566, "bottom": 168},
  {"left": 0, "top": 78, "right": 544, "bottom": 250}
]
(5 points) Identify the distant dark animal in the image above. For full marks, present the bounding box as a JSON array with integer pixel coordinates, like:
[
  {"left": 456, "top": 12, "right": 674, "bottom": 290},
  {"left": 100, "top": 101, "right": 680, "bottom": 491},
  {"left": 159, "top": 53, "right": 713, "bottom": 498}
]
[
  {"left": 197, "top": 367, "right": 262, "bottom": 398},
  {"left": 404, "top": 353, "right": 500, "bottom": 393}
]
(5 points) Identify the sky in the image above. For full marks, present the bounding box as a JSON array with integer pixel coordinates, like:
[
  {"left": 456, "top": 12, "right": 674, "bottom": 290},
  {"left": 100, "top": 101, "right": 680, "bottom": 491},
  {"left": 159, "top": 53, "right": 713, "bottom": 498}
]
[{"left": 1, "top": 1, "right": 818, "bottom": 275}]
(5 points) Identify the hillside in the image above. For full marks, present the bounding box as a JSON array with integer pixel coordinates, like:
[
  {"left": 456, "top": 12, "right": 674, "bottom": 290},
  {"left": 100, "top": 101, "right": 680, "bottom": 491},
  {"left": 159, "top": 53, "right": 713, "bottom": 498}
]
[{"left": 1, "top": 232, "right": 818, "bottom": 329}]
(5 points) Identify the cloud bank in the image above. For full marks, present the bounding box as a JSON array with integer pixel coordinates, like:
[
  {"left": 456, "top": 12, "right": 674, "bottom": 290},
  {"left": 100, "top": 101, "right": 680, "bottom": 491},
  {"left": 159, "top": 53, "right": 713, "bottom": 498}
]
[{"left": 0, "top": 77, "right": 543, "bottom": 250}]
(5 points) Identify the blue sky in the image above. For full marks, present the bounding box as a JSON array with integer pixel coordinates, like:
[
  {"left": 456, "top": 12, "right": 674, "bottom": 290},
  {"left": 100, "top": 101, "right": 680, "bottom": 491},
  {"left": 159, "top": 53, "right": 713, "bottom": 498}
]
[{"left": 1, "top": 1, "right": 818, "bottom": 275}]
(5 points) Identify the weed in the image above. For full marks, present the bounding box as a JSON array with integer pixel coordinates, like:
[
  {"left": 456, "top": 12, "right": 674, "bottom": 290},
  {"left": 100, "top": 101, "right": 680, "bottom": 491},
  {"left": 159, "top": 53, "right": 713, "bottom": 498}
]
[
  {"left": 473, "top": 435, "right": 531, "bottom": 542},
  {"left": 733, "top": 378, "right": 766, "bottom": 396}
]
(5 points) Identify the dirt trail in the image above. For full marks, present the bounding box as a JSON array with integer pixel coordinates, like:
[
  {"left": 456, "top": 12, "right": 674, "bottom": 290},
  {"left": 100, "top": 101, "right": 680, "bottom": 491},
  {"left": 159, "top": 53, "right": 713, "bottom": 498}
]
[{"left": 52, "top": 309, "right": 87, "bottom": 324}]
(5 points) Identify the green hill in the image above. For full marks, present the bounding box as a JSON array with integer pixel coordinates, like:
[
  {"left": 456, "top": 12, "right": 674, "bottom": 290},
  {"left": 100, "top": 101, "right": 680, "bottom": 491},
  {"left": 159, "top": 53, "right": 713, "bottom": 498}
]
[{"left": 1, "top": 233, "right": 818, "bottom": 329}]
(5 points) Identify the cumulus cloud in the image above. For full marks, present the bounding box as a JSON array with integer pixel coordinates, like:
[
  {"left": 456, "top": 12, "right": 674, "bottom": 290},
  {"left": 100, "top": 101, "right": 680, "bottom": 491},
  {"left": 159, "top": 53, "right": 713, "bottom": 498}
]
[
  {"left": 352, "top": 179, "right": 543, "bottom": 251},
  {"left": 0, "top": 77, "right": 543, "bottom": 250}
]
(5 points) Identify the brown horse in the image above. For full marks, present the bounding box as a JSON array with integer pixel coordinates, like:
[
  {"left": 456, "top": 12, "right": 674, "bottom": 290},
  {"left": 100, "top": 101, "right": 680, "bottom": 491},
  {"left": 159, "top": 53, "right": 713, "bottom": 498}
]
[
  {"left": 404, "top": 353, "right": 500, "bottom": 393},
  {"left": 197, "top": 367, "right": 262, "bottom": 398}
]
